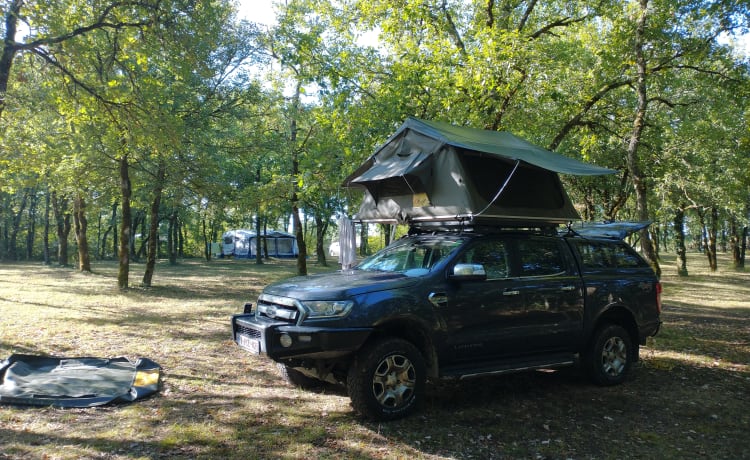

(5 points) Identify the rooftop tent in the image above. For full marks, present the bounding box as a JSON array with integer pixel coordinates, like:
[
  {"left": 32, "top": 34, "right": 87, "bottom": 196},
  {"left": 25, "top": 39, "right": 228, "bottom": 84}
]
[{"left": 343, "top": 117, "right": 615, "bottom": 225}]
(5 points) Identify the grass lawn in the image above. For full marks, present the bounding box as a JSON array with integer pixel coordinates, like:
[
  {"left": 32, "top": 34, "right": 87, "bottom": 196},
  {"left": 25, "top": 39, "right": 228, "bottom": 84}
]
[{"left": 0, "top": 252, "right": 748, "bottom": 459}]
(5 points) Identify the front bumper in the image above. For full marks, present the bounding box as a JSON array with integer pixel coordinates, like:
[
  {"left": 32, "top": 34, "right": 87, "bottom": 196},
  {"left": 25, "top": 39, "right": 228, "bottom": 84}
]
[{"left": 231, "top": 314, "right": 373, "bottom": 360}]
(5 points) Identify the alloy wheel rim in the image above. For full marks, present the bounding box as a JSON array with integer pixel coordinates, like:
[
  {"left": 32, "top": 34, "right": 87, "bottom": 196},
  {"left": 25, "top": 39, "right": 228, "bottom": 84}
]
[
  {"left": 601, "top": 336, "right": 627, "bottom": 376},
  {"left": 372, "top": 354, "right": 416, "bottom": 408}
]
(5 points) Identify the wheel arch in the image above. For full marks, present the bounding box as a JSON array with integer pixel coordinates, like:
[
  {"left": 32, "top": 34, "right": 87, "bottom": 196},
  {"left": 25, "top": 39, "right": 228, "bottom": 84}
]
[
  {"left": 591, "top": 305, "right": 640, "bottom": 360},
  {"left": 369, "top": 318, "right": 438, "bottom": 379}
]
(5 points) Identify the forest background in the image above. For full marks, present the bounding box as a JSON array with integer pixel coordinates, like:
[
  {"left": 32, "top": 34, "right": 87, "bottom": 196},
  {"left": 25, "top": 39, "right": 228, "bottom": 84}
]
[{"left": 0, "top": 0, "right": 748, "bottom": 289}]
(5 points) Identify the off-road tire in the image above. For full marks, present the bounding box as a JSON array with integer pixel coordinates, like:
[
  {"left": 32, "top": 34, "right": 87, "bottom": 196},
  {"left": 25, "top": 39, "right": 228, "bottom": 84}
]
[
  {"left": 277, "top": 363, "right": 323, "bottom": 390},
  {"left": 347, "top": 337, "right": 426, "bottom": 421},
  {"left": 585, "top": 324, "right": 635, "bottom": 386}
]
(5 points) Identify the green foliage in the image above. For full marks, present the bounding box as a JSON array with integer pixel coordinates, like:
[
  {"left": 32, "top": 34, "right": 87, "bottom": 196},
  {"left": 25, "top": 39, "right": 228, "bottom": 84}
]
[{"left": 0, "top": 0, "right": 748, "bottom": 274}]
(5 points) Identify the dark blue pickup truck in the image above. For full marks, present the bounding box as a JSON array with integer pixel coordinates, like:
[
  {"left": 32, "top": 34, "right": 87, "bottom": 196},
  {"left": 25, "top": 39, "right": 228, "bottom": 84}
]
[{"left": 232, "top": 224, "right": 662, "bottom": 420}]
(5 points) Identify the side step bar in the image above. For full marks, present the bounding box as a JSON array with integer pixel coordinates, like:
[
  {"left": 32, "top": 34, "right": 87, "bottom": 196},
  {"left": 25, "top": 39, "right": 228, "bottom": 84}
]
[{"left": 440, "top": 353, "right": 578, "bottom": 380}]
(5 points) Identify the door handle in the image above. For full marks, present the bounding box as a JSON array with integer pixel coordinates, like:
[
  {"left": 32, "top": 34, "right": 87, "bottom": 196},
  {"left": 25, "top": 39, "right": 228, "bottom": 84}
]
[
  {"left": 560, "top": 285, "right": 577, "bottom": 292},
  {"left": 428, "top": 292, "right": 447, "bottom": 308},
  {"left": 503, "top": 290, "right": 520, "bottom": 296}
]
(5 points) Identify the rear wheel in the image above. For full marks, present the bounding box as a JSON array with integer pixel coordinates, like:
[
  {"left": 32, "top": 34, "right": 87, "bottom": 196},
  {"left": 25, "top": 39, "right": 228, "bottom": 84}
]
[
  {"left": 585, "top": 324, "right": 634, "bottom": 386},
  {"left": 347, "top": 337, "right": 425, "bottom": 421}
]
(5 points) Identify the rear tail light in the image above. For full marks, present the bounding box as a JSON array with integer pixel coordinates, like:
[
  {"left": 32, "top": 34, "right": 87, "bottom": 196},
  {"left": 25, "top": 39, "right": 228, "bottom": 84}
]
[{"left": 656, "top": 282, "right": 663, "bottom": 314}]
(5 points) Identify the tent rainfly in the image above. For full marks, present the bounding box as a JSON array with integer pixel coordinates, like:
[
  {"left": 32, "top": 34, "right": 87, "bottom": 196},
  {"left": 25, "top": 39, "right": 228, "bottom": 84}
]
[{"left": 343, "top": 117, "right": 616, "bottom": 226}]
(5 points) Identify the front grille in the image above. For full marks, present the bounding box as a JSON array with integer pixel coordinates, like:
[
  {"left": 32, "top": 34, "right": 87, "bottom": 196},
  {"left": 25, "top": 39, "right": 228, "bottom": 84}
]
[
  {"left": 256, "top": 294, "right": 300, "bottom": 324},
  {"left": 235, "top": 324, "right": 261, "bottom": 339}
]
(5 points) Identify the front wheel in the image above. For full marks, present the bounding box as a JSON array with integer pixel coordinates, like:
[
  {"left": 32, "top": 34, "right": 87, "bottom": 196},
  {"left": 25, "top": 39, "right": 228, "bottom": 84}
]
[
  {"left": 585, "top": 324, "right": 635, "bottom": 386},
  {"left": 347, "top": 337, "right": 426, "bottom": 421}
]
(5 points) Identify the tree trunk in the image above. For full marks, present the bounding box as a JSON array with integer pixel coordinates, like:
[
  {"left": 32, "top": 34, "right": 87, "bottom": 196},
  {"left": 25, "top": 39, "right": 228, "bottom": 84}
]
[
  {"left": 168, "top": 210, "right": 178, "bottom": 265},
  {"left": 729, "top": 216, "right": 741, "bottom": 269},
  {"left": 292, "top": 204, "right": 307, "bottom": 275},
  {"left": 25, "top": 188, "right": 37, "bottom": 260},
  {"left": 178, "top": 218, "right": 185, "bottom": 258},
  {"left": 0, "top": 0, "right": 23, "bottom": 121},
  {"left": 43, "top": 187, "right": 51, "bottom": 265},
  {"left": 118, "top": 154, "right": 132, "bottom": 290},
  {"left": 73, "top": 193, "right": 92, "bottom": 272},
  {"left": 706, "top": 207, "right": 718, "bottom": 272},
  {"left": 52, "top": 193, "right": 71, "bottom": 266},
  {"left": 359, "top": 223, "right": 369, "bottom": 256},
  {"left": 0, "top": 195, "right": 7, "bottom": 260},
  {"left": 674, "top": 207, "right": 688, "bottom": 276},
  {"left": 290, "top": 84, "right": 307, "bottom": 276},
  {"left": 143, "top": 163, "right": 165, "bottom": 287},
  {"left": 263, "top": 221, "right": 269, "bottom": 259},
  {"left": 314, "top": 212, "right": 328, "bottom": 266},
  {"left": 99, "top": 201, "right": 117, "bottom": 259},
  {"left": 697, "top": 208, "right": 708, "bottom": 254},
  {"left": 7, "top": 189, "right": 28, "bottom": 261},
  {"left": 131, "top": 210, "right": 145, "bottom": 262},
  {"left": 202, "top": 215, "right": 212, "bottom": 262},
  {"left": 740, "top": 226, "right": 747, "bottom": 268},
  {"left": 111, "top": 201, "right": 118, "bottom": 259},
  {"left": 655, "top": 224, "right": 663, "bottom": 255},
  {"left": 254, "top": 212, "right": 263, "bottom": 265},
  {"left": 381, "top": 224, "right": 391, "bottom": 248},
  {"left": 626, "top": 0, "right": 660, "bottom": 277}
]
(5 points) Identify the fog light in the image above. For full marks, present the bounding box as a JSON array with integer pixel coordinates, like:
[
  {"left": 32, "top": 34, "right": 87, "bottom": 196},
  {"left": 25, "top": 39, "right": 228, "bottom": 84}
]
[
  {"left": 298, "top": 335, "right": 312, "bottom": 343},
  {"left": 279, "top": 333, "right": 293, "bottom": 348}
]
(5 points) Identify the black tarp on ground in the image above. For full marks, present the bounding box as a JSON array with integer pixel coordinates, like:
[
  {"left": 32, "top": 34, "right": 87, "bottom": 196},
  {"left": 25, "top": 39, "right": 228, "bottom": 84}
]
[
  {"left": 344, "top": 117, "right": 616, "bottom": 225},
  {"left": 0, "top": 354, "right": 161, "bottom": 408}
]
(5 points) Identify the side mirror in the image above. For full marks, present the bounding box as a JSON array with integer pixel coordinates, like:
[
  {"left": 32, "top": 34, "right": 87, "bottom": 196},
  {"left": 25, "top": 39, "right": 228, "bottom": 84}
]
[{"left": 449, "top": 263, "right": 487, "bottom": 281}]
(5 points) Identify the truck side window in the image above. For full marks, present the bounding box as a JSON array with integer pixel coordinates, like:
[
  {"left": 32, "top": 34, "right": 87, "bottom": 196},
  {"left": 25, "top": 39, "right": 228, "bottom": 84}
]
[
  {"left": 458, "top": 240, "right": 509, "bottom": 279},
  {"left": 577, "top": 242, "right": 613, "bottom": 269},
  {"left": 517, "top": 239, "right": 565, "bottom": 276},
  {"left": 612, "top": 244, "right": 648, "bottom": 268},
  {"left": 576, "top": 241, "right": 647, "bottom": 270}
]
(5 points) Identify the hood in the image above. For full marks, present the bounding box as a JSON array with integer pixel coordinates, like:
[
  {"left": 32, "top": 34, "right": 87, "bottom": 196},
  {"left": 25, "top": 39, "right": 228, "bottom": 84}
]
[{"left": 262, "top": 270, "right": 421, "bottom": 300}]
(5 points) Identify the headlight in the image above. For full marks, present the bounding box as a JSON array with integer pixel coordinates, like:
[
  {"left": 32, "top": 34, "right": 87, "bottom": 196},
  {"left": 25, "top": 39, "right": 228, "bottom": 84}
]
[{"left": 300, "top": 300, "right": 354, "bottom": 318}]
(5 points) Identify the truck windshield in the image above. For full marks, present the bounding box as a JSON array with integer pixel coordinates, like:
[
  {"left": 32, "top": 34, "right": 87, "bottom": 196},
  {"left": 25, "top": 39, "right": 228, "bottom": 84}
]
[{"left": 357, "top": 237, "right": 465, "bottom": 275}]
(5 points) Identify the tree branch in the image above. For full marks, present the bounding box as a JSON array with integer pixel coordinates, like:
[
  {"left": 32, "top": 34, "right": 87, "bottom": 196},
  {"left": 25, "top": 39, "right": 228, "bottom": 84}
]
[
  {"left": 518, "top": 0, "right": 538, "bottom": 33},
  {"left": 530, "top": 14, "right": 590, "bottom": 39},
  {"left": 12, "top": 1, "right": 159, "bottom": 52},
  {"left": 549, "top": 78, "right": 632, "bottom": 150}
]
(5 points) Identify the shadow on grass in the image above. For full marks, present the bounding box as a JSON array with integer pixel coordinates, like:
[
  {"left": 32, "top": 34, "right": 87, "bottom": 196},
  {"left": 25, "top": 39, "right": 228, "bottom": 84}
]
[
  {"left": 2, "top": 255, "right": 749, "bottom": 459},
  {"left": 353, "top": 360, "right": 749, "bottom": 459}
]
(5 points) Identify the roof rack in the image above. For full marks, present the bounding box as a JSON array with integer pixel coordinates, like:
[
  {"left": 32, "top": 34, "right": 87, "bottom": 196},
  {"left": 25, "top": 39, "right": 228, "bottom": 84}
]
[{"left": 408, "top": 219, "right": 560, "bottom": 236}]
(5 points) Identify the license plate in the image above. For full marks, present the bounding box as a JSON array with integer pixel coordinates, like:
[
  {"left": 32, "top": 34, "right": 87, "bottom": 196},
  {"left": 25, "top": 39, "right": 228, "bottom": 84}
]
[{"left": 237, "top": 334, "right": 261, "bottom": 354}]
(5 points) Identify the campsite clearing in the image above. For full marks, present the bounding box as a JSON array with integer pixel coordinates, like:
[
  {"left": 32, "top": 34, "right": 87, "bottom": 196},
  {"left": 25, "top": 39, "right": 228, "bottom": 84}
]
[{"left": 0, "top": 253, "right": 748, "bottom": 459}]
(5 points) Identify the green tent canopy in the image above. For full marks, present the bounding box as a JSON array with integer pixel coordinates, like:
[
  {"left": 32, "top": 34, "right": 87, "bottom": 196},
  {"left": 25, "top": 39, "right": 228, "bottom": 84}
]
[{"left": 343, "top": 118, "right": 615, "bottom": 225}]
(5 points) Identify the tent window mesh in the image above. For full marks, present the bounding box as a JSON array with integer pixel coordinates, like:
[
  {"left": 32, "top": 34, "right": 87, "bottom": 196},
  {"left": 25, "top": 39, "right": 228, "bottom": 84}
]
[{"left": 460, "top": 154, "right": 565, "bottom": 209}]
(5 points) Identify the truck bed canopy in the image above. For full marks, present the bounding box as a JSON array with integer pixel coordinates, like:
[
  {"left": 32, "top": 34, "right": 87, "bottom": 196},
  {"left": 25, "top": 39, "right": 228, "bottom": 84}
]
[{"left": 343, "top": 118, "right": 615, "bottom": 225}]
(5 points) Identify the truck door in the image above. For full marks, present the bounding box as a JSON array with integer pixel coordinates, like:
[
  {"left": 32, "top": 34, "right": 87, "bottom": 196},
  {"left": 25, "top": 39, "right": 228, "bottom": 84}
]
[
  {"left": 439, "top": 237, "right": 523, "bottom": 362},
  {"left": 439, "top": 236, "right": 583, "bottom": 363},
  {"left": 512, "top": 236, "right": 584, "bottom": 350}
]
